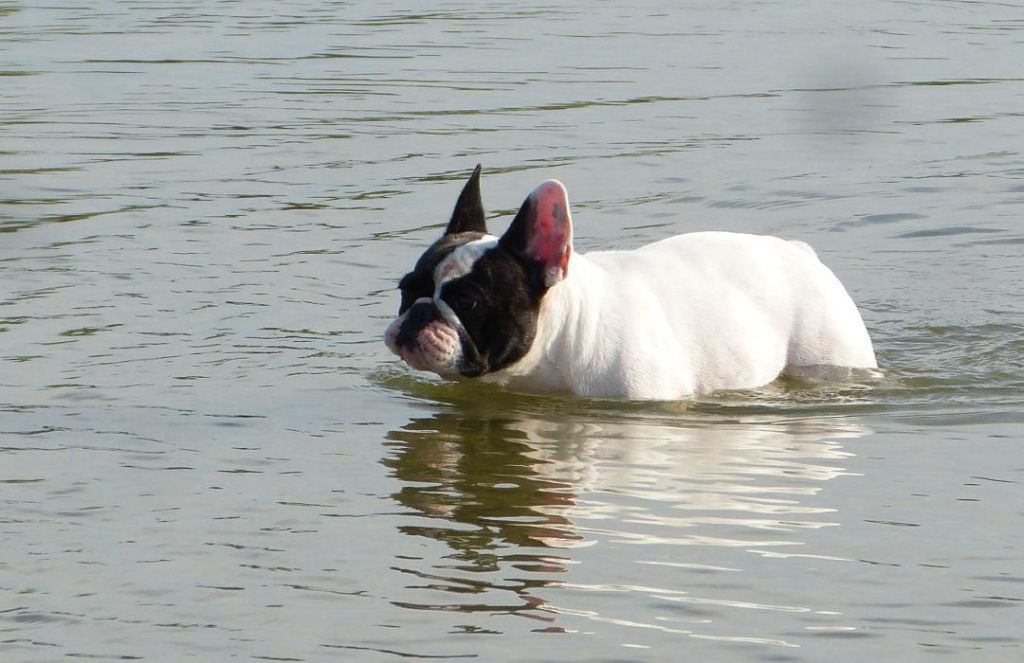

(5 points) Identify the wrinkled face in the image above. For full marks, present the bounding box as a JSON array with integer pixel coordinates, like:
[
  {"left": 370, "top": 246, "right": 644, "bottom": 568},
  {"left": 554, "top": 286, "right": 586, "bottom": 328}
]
[{"left": 384, "top": 233, "right": 544, "bottom": 378}]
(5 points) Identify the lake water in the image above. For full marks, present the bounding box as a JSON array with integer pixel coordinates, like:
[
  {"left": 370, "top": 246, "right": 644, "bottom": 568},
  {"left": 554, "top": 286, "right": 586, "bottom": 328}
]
[{"left": 2, "top": 1, "right": 1023, "bottom": 660}]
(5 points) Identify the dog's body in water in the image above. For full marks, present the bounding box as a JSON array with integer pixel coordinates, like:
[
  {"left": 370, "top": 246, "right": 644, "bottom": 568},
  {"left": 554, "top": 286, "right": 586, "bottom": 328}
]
[{"left": 385, "top": 166, "right": 877, "bottom": 400}]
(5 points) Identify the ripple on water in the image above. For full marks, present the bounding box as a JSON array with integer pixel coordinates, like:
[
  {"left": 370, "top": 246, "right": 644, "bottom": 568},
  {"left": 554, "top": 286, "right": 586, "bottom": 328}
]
[
  {"left": 3, "top": 0, "right": 1024, "bottom": 660},
  {"left": 378, "top": 378, "right": 880, "bottom": 647}
]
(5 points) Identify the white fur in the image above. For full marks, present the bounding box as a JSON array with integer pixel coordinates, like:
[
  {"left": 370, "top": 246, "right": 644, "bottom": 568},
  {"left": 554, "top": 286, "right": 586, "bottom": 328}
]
[
  {"left": 434, "top": 236, "right": 499, "bottom": 292},
  {"left": 386, "top": 179, "right": 877, "bottom": 400},
  {"left": 483, "top": 231, "right": 877, "bottom": 400}
]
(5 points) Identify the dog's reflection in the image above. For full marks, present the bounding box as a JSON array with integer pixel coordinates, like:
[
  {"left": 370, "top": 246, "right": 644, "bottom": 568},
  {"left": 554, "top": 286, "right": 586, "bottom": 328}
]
[
  {"left": 385, "top": 413, "right": 586, "bottom": 564},
  {"left": 384, "top": 406, "right": 869, "bottom": 585}
]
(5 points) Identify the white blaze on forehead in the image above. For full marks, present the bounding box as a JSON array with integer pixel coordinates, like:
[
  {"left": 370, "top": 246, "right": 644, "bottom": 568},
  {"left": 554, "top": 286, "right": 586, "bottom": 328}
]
[
  {"left": 433, "top": 235, "right": 498, "bottom": 291},
  {"left": 433, "top": 235, "right": 497, "bottom": 328}
]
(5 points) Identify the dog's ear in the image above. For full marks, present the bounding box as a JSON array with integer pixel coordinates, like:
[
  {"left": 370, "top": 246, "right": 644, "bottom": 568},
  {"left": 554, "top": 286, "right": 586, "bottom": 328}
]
[
  {"left": 499, "top": 179, "right": 573, "bottom": 289},
  {"left": 444, "top": 164, "right": 487, "bottom": 235}
]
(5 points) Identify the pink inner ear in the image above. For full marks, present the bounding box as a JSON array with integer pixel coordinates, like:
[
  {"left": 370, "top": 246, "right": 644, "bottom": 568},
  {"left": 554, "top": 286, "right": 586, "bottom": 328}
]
[{"left": 527, "top": 180, "right": 573, "bottom": 281}]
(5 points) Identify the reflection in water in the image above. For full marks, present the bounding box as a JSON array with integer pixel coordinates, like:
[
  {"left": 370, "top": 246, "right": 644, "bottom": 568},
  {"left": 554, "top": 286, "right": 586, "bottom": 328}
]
[
  {"left": 387, "top": 415, "right": 585, "bottom": 552},
  {"left": 384, "top": 413, "right": 582, "bottom": 622},
  {"left": 383, "top": 400, "right": 870, "bottom": 640},
  {"left": 2, "top": 0, "right": 1023, "bottom": 658}
]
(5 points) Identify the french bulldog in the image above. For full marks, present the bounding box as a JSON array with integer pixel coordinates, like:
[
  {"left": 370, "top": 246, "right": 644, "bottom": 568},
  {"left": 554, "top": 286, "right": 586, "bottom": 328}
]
[{"left": 384, "top": 165, "right": 877, "bottom": 400}]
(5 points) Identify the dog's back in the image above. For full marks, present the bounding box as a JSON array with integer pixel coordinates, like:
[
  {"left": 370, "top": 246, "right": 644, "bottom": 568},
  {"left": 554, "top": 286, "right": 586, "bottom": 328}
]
[{"left": 562, "top": 231, "right": 877, "bottom": 396}]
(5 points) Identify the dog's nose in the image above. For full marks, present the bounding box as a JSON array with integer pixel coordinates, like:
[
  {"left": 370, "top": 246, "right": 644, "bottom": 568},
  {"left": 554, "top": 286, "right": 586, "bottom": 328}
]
[{"left": 395, "top": 301, "right": 437, "bottom": 347}]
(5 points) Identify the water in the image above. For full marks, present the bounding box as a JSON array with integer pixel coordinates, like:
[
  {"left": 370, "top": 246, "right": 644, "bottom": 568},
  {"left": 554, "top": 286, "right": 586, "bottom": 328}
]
[{"left": 2, "top": 1, "right": 1023, "bottom": 660}]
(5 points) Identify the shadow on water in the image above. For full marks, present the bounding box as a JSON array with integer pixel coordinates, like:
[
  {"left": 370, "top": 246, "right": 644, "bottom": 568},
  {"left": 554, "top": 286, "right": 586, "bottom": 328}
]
[{"left": 378, "top": 374, "right": 873, "bottom": 636}]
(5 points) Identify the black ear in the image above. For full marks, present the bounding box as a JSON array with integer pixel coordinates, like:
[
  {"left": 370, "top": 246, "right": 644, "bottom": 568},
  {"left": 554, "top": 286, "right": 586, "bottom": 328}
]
[{"left": 444, "top": 164, "right": 487, "bottom": 235}]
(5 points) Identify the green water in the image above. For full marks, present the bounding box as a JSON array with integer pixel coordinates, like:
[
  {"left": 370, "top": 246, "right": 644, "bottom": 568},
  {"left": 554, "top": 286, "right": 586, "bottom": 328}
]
[{"left": 2, "top": 1, "right": 1022, "bottom": 660}]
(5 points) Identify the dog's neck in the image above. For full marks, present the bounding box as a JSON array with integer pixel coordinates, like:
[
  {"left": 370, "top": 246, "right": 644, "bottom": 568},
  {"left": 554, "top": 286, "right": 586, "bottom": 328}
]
[{"left": 484, "top": 253, "right": 611, "bottom": 393}]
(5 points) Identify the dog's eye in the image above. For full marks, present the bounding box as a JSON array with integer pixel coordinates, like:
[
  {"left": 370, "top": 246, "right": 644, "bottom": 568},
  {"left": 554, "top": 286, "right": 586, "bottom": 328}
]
[{"left": 450, "top": 293, "right": 479, "bottom": 314}]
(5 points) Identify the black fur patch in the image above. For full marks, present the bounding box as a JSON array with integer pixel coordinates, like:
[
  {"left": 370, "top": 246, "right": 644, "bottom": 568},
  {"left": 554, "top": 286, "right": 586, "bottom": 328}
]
[
  {"left": 437, "top": 247, "right": 545, "bottom": 377},
  {"left": 444, "top": 164, "right": 486, "bottom": 235}
]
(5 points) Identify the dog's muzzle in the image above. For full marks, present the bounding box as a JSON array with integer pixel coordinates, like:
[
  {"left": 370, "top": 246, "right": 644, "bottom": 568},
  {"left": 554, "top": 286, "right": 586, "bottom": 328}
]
[
  {"left": 385, "top": 299, "right": 463, "bottom": 375},
  {"left": 394, "top": 301, "right": 437, "bottom": 348}
]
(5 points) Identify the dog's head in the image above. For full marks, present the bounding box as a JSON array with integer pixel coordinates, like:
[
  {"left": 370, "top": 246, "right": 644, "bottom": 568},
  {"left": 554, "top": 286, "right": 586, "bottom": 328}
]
[{"left": 384, "top": 165, "right": 574, "bottom": 378}]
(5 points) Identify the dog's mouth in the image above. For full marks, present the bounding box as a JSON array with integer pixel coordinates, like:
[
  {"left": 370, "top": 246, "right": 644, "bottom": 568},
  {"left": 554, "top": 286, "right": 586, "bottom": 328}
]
[{"left": 398, "top": 344, "right": 431, "bottom": 372}]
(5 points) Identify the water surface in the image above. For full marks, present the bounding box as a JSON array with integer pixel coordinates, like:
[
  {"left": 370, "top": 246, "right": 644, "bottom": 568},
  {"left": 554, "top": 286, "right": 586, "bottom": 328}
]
[{"left": 2, "top": 1, "right": 1023, "bottom": 661}]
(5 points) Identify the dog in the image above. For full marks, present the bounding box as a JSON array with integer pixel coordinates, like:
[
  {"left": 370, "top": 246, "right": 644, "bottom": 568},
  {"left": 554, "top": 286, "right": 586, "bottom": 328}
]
[{"left": 384, "top": 165, "right": 877, "bottom": 400}]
